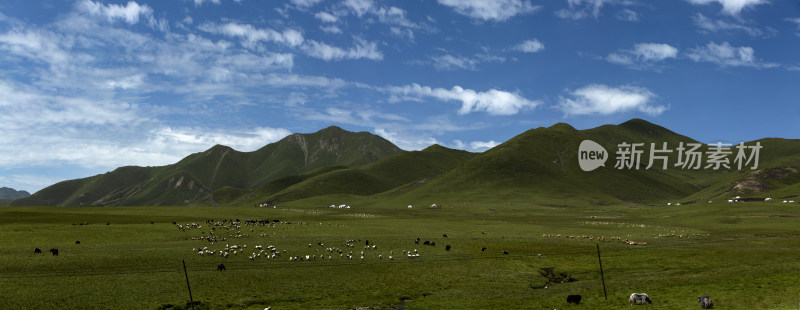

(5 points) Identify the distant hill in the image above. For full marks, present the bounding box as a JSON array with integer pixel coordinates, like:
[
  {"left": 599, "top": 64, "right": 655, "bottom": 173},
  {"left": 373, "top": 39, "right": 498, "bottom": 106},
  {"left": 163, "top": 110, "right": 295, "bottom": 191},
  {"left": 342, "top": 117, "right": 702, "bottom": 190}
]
[
  {"left": 0, "top": 187, "right": 30, "bottom": 205},
  {"left": 11, "top": 126, "right": 402, "bottom": 206},
  {"left": 380, "top": 118, "right": 800, "bottom": 205},
  {"left": 223, "top": 144, "right": 478, "bottom": 206},
  {"left": 11, "top": 119, "right": 800, "bottom": 207}
]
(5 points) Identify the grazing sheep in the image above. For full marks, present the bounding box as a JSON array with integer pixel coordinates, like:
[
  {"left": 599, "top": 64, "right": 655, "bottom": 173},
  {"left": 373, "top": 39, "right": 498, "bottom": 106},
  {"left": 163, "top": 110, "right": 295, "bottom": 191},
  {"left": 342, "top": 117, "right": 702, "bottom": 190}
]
[
  {"left": 481, "top": 247, "right": 486, "bottom": 252},
  {"left": 217, "top": 263, "right": 226, "bottom": 271},
  {"left": 445, "top": 245, "right": 452, "bottom": 251},
  {"left": 443, "top": 234, "right": 448, "bottom": 238},
  {"left": 698, "top": 296, "right": 713, "bottom": 309},
  {"left": 50, "top": 248, "right": 59, "bottom": 256},
  {"left": 502, "top": 251, "right": 508, "bottom": 255},
  {"left": 75, "top": 241, "right": 80, "bottom": 244},
  {"left": 629, "top": 293, "right": 652, "bottom": 305},
  {"left": 34, "top": 248, "right": 42, "bottom": 254},
  {"left": 537, "top": 254, "right": 542, "bottom": 259},
  {"left": 567, "top": 295, "right": 581, "bottom": 305}
]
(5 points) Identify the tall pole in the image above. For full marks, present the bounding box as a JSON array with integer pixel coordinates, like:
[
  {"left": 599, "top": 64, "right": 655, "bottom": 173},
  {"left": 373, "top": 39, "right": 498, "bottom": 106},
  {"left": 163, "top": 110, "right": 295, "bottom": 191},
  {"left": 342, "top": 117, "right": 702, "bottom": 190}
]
[
  {"left": 596, "top": 243, "right": 608, "bottom": 301},
  {"left": 183, "top": 260, "right": 195, "bottom": 310}
]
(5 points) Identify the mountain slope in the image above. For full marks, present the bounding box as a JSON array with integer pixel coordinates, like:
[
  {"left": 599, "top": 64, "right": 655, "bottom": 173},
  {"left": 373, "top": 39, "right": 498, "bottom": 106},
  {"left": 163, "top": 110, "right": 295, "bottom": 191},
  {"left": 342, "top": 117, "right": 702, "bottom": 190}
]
[
  {"left": 11, "top": 119, "right": 798, "bottom": 207},
  {"left": 385, "top": 119, "right": 799, "bottom": 205},
  {"left": 11, "top": 126, "right": 402, "bottom": 206},
  {"left": 225, "top": 144, "right": 478, "bottom": 205},
  {"left": 0, "top": 187, "right": 31, "bottom": 206}
]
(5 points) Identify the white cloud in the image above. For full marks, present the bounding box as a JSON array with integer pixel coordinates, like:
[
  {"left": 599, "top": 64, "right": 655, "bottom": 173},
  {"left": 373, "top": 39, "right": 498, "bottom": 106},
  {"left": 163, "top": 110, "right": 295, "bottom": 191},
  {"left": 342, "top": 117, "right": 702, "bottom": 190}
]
[
  {"left": 99, "top": 74, "right": 145, "bottom": 90},
  {"left": 320, "top": 25, "right": 343, "bottom": 34},
  {"left": 556, "top": 0, "right": 610, "bottom": 20},
  {"left": 687, "top": 41, "right": 776, "bottom": 68},
  {"left": 616, "top": 8, "right": 639, "bottom": 21},
  {"left": 193, "top": 0, "right": 222, "bottom": 6},
  {"left": 469, "top": 140, "right": 500, "bottom": 150},
  {"left": 692, "top": 13, "right": 771, "bottom": 37},
  {"left": 315, "top": 11, "right": 338, "bottom": 23},
  {"left": 513, "top": 39, "right": 545, "bottom": 53},
  {"left": 374, "top": 6, "right": 419, "bottom": 29},
  {"left": 291, "top": 0, "right": 323, "bottom": 8},
  {"left": 343, "top": 0, "right": 374, "bottom": 17},
  {"left": 686, "top": 0, "right": 767, "bottom": 16},
  {"left": 430, "top": 54, "right": 479, "bottom": 71},
  {"left": 558, "top": 84, "right": 667, "bottom": 116},
  {"left": 153, "top": 126, "right": 292, "bottom": 152},
  {"left": 79, "top": 0, "right": 153, "bottom": 24},
  {"left": 374, "top": 128, "right": 439, "bottom": 151},
  {"left": 302, "top": 38, "right": 383, "bottom": 61},
  {"left": 388, "top": 84, "right": 541, "bottom": 116},
  {"left": 0, "top": 29, "right": 74, "bottom": 66},
  {"left": 786, "top": 18, "right": 800, "bottom": 36},
  {"left": 390, "top": 27, "right": 414, "bottom": 40},
  {"left": 607, "top": 43, "right": 678, "bottom": 69},
  {"left": 437, "top": 0, "right": 541, "bottom": 22},
  {"left": 199, "top": 22, "right": 304, "bottom": 47}
]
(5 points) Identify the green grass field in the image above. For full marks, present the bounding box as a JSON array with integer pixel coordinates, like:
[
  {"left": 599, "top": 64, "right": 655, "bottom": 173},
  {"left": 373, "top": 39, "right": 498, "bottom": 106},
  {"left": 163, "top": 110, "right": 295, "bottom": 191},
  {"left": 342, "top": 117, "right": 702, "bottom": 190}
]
[{"left": 3, "top": 200, "right": 800, "bottom": 309}]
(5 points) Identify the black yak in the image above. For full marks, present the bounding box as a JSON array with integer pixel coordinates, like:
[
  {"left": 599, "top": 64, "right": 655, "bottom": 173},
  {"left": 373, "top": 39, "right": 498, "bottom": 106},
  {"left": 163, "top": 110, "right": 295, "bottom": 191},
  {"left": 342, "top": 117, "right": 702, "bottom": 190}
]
[{"left": 567, "top": 295, "right": 582, "bottom": 304}]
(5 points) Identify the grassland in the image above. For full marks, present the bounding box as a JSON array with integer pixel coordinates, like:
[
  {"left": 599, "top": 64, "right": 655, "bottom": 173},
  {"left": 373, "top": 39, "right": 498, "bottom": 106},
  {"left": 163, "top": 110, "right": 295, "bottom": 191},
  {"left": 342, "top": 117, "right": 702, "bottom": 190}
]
[{"left": 3, "top": 199, "right": 800, "bottom": 310}]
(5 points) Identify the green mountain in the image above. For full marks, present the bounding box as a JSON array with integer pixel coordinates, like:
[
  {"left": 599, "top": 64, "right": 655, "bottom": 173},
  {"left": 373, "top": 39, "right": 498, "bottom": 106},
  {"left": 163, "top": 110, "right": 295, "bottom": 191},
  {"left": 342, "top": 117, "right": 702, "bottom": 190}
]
[
  {"left": 0, "top": 187, "right": 30, "bottom": 200},
  {"left": 224, "top": 144, "right": 478, "bottom": 206},
  {"left": 11, "top": 126, "right": 402, "bottom": 206},
  {"left": 379, "top": 119, "right": 800, "bottom": 206},
  {"left": 11, "top": 119, "right": 800, "bottom": 207},
  {"left": 0, "top": 187, "right": 30, "bottom": 205}
]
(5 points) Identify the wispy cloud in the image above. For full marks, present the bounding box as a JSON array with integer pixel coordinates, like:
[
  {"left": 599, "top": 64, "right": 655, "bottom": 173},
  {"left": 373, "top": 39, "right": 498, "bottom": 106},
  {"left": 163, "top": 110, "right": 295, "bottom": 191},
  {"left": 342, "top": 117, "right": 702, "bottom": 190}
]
[
  {"left": 430, "top": 54, "right": 480, "bottom": 71},
  {"left": 606, "top": 43, "right": 678, "bottom": 70},
  {"left": 342, "top": 0, "right": 374, "bottom": 17},
  {"left": 199, "top": 22, "right": 305, "bottom": 47},
  {"left": 787, "top": 18, "right": 800, "bottom": 37},
  {"left": 512, "top": 39, "right": 545, "bottom": 53},
  {"left": 437, "top": 0, "right": 541, "bottom": 22},
  {"left": 79, "top": 0, "right": 167, "bottom": 30},
  {"left": 315, "top": 11, "right": 338, "bottom": 23},
  {"left": 692, "top": 13, "right": 773, "bottom": 37},
  {"left": 686, "top": 0, "right": 767, "bottom": 16},
  {"left": 388, "top": 83, "right": 541, "bottom": 115},
  {"left": 302, "top": 38, "right": 383, "bottom": 61},
  {"left": 616, "top": 8, "right": 639, "bottom": 21},
  {"left": 290, "top": 0, "right": 323, "bottom": 8},
  {"left": 555, "top": 0, "right": 639, "bottom": 20},
  {"left": 558, "top": 84, "right": 667, "bottom": 116},
  {"left": 687, "top": 41, "right": 776, "bottom": 68}
]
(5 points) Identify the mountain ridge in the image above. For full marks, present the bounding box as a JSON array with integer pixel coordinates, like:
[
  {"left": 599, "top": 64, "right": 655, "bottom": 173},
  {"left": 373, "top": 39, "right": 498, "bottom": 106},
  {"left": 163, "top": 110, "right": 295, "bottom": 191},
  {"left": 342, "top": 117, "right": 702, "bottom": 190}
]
[{"left": 9, "top": 119, "right": 800, "bottom": 207}]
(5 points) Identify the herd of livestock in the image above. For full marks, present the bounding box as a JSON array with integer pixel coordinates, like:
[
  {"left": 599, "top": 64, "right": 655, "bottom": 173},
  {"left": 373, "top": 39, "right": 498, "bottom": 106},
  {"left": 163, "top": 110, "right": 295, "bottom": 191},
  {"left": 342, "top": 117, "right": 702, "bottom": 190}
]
[{"left": 29, "top": 216, "right": 720, "bottom": 307}]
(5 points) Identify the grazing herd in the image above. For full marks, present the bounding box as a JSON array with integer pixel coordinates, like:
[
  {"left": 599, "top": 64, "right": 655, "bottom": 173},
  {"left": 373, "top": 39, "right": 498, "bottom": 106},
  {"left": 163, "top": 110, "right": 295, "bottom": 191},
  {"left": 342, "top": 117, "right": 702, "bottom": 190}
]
[
  {"left": 29, "top": 216, "right": 722, "bottom": 308},
  {"left": 33, "top": 245, "right": 73, "bottom": 256}
]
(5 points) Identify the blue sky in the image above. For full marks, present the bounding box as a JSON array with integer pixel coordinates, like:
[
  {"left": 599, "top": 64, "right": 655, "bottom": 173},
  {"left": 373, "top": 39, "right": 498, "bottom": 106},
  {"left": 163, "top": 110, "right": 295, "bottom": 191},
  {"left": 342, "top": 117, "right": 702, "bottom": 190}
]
[{"left": 1, "top": 0, "right": 799, "bottom": 193}]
